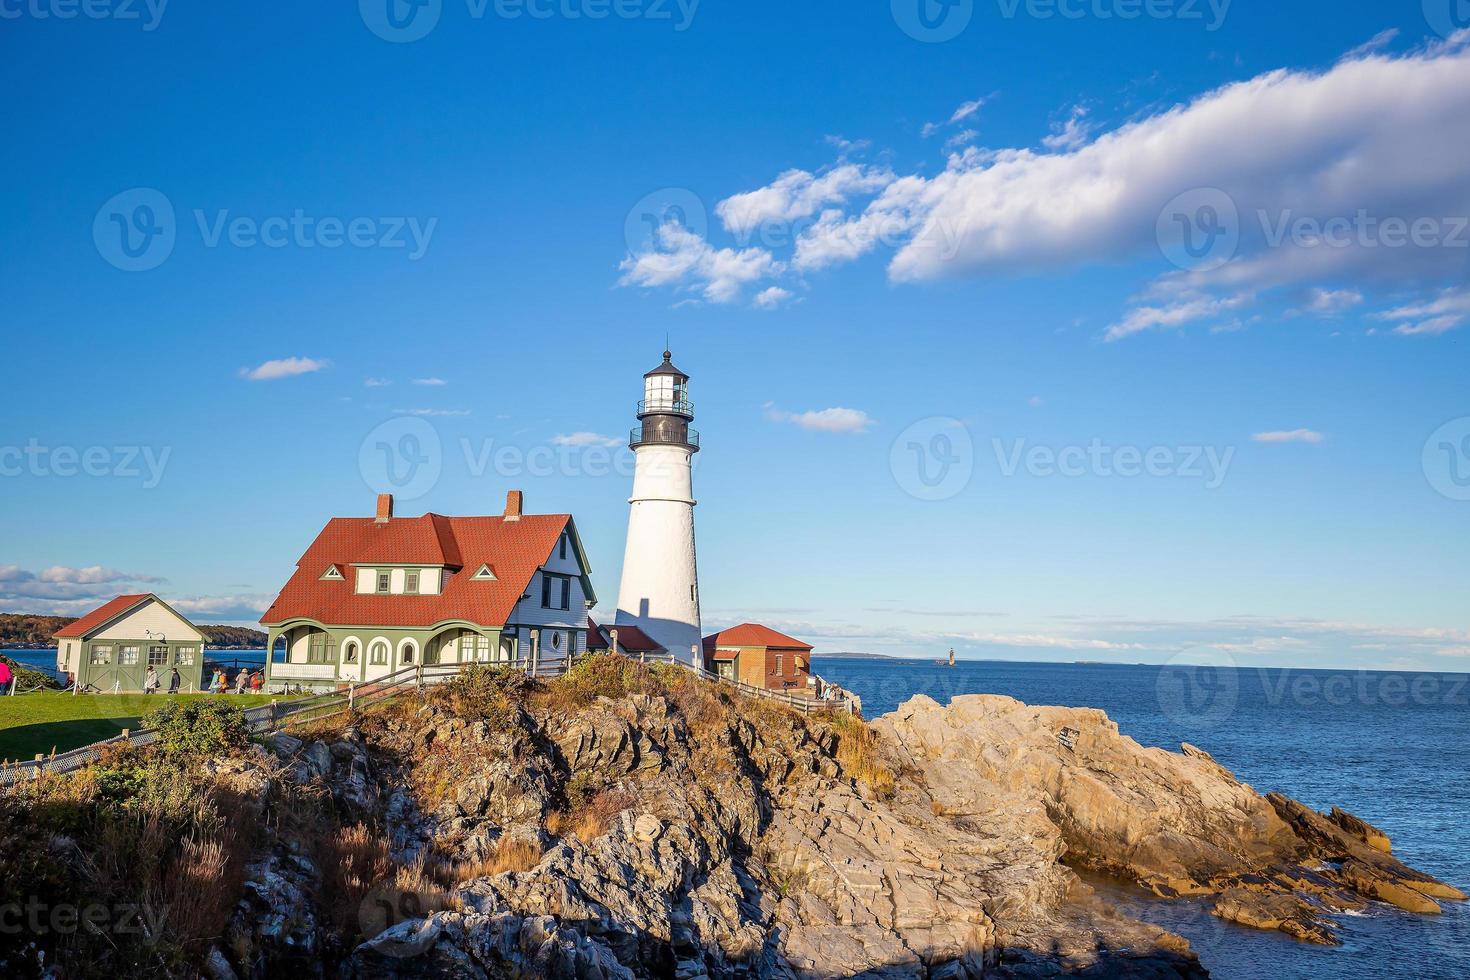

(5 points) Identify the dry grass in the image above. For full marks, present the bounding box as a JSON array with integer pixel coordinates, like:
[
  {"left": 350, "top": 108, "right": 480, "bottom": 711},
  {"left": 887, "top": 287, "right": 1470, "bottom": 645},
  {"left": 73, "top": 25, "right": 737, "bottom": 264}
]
[
  {"left": 319, "top": 823, "right": 460, "bottom": 940},
  {"left": 452, "top": 836, "right": 542, "bottom": 882},
  {"left": 0, "top": 744, "right": 263, "bottom": 975},
  {"left": 828, "top": 713, "right": 897, "bottom": 801},
  {"left": 545, "top": 786, "right": 635, "bottom": 842}
]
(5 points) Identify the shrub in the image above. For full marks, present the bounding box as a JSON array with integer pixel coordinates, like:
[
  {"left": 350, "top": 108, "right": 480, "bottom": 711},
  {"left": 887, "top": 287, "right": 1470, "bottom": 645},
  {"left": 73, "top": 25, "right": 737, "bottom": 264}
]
[
  {"left": 540, "top": 653, "right": 663, "bottom": 711},
  {"left": 145, "top": 699, "right": 248, "bottom": 755},
  {"left": 436, "top": 663, "right": 535, "bottom": 727},
  {"left": 0, "top": 742, "right": 261, "bottom": 976}
]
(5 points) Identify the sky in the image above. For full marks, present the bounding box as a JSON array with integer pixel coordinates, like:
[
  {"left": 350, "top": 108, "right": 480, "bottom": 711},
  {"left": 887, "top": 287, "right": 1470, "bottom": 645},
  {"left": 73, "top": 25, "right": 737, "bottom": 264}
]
[{"left": 1, "top": 1, "right": 1467, "bottom": 673}]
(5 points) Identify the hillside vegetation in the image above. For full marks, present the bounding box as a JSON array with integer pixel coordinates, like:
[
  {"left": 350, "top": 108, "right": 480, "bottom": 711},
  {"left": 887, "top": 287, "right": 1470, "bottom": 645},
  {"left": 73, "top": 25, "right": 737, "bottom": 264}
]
[{"left": 0, "top": 613, "right": 265, "bottom": 649}]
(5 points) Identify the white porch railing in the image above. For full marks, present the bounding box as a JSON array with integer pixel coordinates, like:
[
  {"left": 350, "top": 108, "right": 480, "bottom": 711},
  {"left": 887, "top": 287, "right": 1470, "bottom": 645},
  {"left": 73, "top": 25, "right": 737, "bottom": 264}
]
[{"left": 269, "top": 662, "right": 338, "bottom": 680}]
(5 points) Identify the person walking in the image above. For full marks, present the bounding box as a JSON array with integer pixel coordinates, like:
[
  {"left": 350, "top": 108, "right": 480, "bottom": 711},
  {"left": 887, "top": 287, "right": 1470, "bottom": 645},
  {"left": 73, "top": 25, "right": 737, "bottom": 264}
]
[
  {"left": 249, "top": 670, "right": 263, "bottom": 693},
  {"left": 208, "top": 668, "right": 221, "bottom": 694},
  {"left": 167, "top": 668, "right": 181, "bottom": 694},
  {"left": 214, "top": 669, "right": 228, "bottom": 694},
  {"left": 233, "top": 669, "right": 247, "bottom": 694},
  {"left": 143, "top": 665, "right": 161, "bottom": 695},
  {"left": 0, "top": 659, "right": 13, "bottom": 694}
]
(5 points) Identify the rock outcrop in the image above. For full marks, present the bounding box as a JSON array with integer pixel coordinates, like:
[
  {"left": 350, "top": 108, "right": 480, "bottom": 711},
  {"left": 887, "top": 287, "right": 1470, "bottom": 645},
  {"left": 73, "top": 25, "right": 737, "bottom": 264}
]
[
  {"left": 874, "top": 694, "right": 1466, "bottom": 947},
  {"left": 227, "top": 675, "right": 1461, "bottom": 979}
]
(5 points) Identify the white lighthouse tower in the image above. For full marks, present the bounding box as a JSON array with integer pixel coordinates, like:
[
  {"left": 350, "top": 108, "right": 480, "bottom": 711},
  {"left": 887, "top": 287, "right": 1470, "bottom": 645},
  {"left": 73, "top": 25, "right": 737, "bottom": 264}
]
[{"left": 615, "top": 350, "right": 702, "bottom": 665}]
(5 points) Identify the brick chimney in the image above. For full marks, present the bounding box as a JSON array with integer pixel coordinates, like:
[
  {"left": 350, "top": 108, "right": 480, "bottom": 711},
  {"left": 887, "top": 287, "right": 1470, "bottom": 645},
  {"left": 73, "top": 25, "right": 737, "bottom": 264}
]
[
  {"left": 504, "top": 490, "right": 523, "bottom": 521},
  {"left": 375, "top": 493, "right": 393, "bottom": 524}
]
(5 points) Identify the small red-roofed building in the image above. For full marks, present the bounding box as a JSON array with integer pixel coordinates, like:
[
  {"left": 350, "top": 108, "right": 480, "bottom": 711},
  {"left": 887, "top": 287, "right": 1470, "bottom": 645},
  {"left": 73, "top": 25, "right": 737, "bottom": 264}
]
[
  {"left": 54, "top": 594, "right": 207, "bottom": 693},
  {"left": 702, "top": 624, "right": 815, "bottom": 693}
]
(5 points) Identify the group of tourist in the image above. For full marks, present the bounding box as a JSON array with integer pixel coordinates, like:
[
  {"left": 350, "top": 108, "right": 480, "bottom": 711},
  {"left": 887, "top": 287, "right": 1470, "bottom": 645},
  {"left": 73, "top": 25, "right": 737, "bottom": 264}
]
[{"left": 139, "top": 665, "right": 264, "bottom": 695}]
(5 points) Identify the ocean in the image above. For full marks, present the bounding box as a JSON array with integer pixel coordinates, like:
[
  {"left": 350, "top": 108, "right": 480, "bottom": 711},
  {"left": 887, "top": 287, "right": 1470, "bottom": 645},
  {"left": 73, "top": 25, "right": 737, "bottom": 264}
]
[
  {"left": 9, "top": 648, "right": 1465, "bottom": 977},
  {"left": 816, "top": 656, "right": 1470, "bottom": 980},
  {"left": 7, "top": 648, "right": 267, "bottom": 683}
]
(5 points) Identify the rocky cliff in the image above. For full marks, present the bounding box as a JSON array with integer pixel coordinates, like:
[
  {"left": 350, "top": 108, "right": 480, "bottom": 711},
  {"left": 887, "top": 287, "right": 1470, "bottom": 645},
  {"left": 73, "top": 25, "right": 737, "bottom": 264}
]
[{"left": 204, "top": 662, "right": 1462, "bottom": 979}]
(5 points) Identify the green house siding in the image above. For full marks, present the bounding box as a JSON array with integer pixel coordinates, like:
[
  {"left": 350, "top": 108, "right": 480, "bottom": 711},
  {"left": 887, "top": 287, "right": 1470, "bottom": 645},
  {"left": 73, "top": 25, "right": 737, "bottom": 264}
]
[
  {"left": 263, "top": 622, "right": 513, "bottom": 691},
  {"left": 75, "top": 638, "right": 205, "bottom": 693}
]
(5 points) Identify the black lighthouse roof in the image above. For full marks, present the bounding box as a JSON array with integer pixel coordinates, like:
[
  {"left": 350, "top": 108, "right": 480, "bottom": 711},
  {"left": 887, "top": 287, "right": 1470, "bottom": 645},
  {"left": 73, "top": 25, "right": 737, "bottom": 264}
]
[{"left": 644, "top": 350, "right": 688, "bottom": 380}]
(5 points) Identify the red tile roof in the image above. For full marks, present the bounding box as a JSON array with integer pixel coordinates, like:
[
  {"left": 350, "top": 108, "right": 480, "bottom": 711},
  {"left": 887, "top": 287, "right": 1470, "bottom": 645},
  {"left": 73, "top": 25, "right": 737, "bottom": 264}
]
[
  {"left": 260, "top": 513, "right": 571, "bottom": 629},
  {"left": 605, "top": 624, "right": 663, "bottom": 653},
  {"left": 702, "top": 623, "right": 813, "bottom": 656},
  {"left": 54, "top": 594, "right": 152, "bottom": 638}
]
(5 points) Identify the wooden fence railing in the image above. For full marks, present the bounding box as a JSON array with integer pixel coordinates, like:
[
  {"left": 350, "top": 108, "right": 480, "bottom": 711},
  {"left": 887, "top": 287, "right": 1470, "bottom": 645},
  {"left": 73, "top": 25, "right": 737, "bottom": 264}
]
[{"left": 1, "top": 652, "right": 858, "bottom": 786}]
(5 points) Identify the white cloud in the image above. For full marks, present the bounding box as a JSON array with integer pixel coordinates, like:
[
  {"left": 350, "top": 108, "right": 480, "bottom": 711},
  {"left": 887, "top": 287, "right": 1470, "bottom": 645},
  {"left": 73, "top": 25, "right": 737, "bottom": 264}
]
[
  {"left": 1041, "top": 105, "right": 1093, "bottom": 151},
  {"left": 950, "top": 98, "right": 985, "bottom": 125},
  {"left": 891, "top": 38, "right": 1470, "bottom": 292},
  {"left": 1252, "top": 429, "right": 1326, "bottom": 444},
  {"left": 623, "top": 36, "right": 1470, "bottom": 340},
  {"left": 714, "top": 163, "right": 894, "bottom": 240},
  {"left": 169, "top": 593, "right": 273, "bottom": 621},
  {"left": 944, "top": 129, "right": 978, "bottom": 150},
  {"left": 1376, "top": 286, "right": 1470, "bottom": 335},
  {"left": 1342, "top": 28, "right": 1400, "bottom": 61},
  {"left": 1303, "top": 288, "right": 1363, "bottom": 316},
  {"left": 365, "top": 377, "right": 392, "bottom": 387},
  {"left": 1105, "top": 292, "right": 1253, "bottom": 341},
  {"left": 753, "top": 286, "right": 793, "bottom": 309},
  {"left": 619, "top": 221, "right": 778, "bottom": 304},
  {"left": 764, "top": 403, "right": 875, "bottom": 434},
  {"left": 39, "top": 566, "right": 162, "bottom": 585},
  {"left": 552, "top": 432, "right": 622, "bottom": 448},
  {"left": 394, "top": 408, "right": 471, "bottom": 417},
  {"left": 924, "top": 98, "right": 986, "bottom": 138},
  {"left": 412, "top": 377, "right": 447, "bottom": 386},
  {"left": 0, "top": 565, "right": 166, "bottom": 605},
  {"left": 239, "top": 356, "right": 329, "bottom": 382}
]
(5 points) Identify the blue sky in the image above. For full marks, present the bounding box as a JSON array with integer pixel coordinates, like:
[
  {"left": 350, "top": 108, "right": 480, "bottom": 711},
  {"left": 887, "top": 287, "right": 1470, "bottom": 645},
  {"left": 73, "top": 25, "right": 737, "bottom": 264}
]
[{"left": 2, "top": 2, "right": 1467, "bottom": 671}]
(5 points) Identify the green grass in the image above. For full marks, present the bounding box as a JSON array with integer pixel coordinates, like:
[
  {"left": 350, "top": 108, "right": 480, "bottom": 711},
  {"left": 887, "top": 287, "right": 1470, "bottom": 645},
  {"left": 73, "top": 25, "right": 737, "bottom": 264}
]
[{"left": 0, "top": 692, "right": 290, "bottom": 761}]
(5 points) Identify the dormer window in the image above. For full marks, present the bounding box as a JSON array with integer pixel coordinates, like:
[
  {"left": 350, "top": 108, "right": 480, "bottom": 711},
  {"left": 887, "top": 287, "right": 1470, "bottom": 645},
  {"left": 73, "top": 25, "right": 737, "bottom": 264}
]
[
  {"left": 472, "top": 564, "right": 496, "bottom": 581},
  {"left": 321, "top": 565, "right": 344, "bottom": 581},
  {"left": 405, "top": 571, "right": 420, "bottom": 594},
  {"left": 376, "top": 572, "right": 390, "bottom": 594}
]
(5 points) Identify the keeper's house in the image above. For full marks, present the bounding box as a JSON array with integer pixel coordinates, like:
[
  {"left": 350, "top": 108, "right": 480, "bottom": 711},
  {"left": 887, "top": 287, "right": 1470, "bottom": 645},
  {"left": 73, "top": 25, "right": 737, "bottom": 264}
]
[
  {"left": 260, "top": 491, "right": 594, "bottom": 691},
  {"left": 54, "top": 594, "right": 207, "bottom": 693}
]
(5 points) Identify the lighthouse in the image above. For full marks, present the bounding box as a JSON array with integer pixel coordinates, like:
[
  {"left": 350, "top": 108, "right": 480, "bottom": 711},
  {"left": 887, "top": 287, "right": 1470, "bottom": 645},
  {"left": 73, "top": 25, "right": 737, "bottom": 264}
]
[{"left": 615, "top": 350, "right": 703, "bottom": 665}]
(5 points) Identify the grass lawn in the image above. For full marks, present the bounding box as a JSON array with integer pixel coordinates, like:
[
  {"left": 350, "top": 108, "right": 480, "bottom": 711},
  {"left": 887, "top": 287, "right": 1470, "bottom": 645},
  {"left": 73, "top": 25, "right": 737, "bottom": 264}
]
[{"left": 0, "top": 692, "right": 291, "bottom": 761}]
